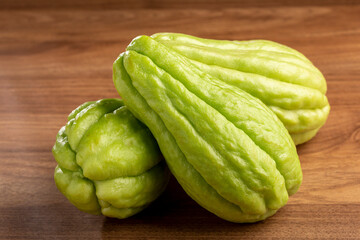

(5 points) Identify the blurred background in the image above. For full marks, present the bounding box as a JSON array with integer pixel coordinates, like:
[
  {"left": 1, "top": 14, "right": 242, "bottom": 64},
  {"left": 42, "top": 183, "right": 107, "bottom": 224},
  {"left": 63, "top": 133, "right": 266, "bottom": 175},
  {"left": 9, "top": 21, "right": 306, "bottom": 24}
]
[{"left": 1, "top": 0, "right": 359, "bottom": 111}]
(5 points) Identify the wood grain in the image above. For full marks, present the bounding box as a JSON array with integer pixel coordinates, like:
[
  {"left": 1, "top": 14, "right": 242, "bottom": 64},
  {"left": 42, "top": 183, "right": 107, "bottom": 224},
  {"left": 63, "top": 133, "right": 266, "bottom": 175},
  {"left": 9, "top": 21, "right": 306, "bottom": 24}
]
[
  {"left": 1, "top": 1, "right": 360, "bottom": 239},
  {"left": 0, "top": 0, "right": 359, "bottom": 10}
]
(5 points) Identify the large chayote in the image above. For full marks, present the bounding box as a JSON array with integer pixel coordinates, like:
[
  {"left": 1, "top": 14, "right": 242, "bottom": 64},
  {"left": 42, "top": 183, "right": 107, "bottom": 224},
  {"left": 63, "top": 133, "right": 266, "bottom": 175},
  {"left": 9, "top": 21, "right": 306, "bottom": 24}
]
[
  {"left": 53, "top": 99, "right": 169, "bottom": 219},
  {"left": 151, "top": 33, "right": 330, "bottom": 145},
  {"left": 113, "top": 36, "right": 302, "bottom": 222}
]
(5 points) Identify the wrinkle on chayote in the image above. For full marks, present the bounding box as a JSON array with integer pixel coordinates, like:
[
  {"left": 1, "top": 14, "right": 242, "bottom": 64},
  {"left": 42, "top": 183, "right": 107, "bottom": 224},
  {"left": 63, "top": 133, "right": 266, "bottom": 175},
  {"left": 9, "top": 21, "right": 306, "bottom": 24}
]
[
  {"left": 113, "top": 36, "right": 303, "bottom": 223},
  {"left": 53, "top": 99, "right": 170, "bottom": 219},
  {"left": 151, "top": 33, "right": 330, "bottom": 145}
]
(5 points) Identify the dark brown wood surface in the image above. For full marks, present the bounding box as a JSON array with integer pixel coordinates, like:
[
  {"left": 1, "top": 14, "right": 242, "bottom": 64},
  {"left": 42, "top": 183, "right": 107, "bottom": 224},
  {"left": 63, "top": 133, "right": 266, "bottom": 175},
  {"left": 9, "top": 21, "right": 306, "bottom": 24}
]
[{"left": 1, "top": 1, "right": 359, "bottom": 239}]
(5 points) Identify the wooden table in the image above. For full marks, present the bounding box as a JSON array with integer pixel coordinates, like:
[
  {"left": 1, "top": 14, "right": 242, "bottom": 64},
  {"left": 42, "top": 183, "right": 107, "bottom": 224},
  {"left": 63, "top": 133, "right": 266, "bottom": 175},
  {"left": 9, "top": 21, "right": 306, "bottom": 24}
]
[{"left": 1, "top": 1, "right": 359, "bottom": 239}]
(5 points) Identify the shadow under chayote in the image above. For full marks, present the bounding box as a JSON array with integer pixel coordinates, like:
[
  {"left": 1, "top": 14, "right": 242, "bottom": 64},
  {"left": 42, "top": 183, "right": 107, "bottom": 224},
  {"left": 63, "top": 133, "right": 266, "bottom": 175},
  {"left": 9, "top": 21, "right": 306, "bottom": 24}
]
[{"left": 100, "top": 176, "right": 283, "bottom": 239}]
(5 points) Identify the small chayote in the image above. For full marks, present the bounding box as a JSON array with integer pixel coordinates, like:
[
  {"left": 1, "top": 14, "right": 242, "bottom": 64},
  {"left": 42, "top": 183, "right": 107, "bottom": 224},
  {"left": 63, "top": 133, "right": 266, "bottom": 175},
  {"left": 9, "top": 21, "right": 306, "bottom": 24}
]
[{"left": 53, "top": 99, "right": 170, "bottom": 219}]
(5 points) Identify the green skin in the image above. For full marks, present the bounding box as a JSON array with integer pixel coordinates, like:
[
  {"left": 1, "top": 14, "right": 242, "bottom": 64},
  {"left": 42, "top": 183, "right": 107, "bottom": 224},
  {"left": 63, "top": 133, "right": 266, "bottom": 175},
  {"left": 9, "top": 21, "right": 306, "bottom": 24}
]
[
  {"left": 53, "top": 99, "right": 170, "bottom": 219},
  {"left": 113, "top": 36, "right": 302, "bottom": 222},
  {"left": 151, "top": 33, "right": 330, "bottom": 145}
]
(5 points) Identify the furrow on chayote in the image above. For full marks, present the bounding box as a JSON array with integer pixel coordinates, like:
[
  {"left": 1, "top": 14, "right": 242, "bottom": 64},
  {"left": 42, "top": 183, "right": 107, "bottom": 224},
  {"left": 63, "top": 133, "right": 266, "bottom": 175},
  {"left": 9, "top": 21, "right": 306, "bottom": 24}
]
[
  {"left": 113, "top": 53, "right": 278, "bottom": 222},
  {"left": 76, "top": 106, "right": 161, "bottom": 180},
  {"left": 188, "top": 59, "right": 328, "bottom": 110},
  {"left": 269, "top": 105, "right": 330, "bottom": 134},
  {"left": 158, "top": 40, "right": 319, "bottom": 76},
  {"left": 151, "top": 32, "right": 311, "bottom": 63},
  {"left": 53, "top": 126, "right": 79, "bottom": 172},
  {"left": 290, "top": 127, "right": 321, "bottom": 146},
  {"left": 152, "top": 40, "right": 326, "bottom": 93},
  {"left": 65, "top": 99, "right": 123, "bottom": 151},
  {"left": 94, "top": 162, "right": 169, "bottom": 209},
  {"left": 68, "top": 101, "right": 95, "bottom": 120},
  {"left": 187, "top": 58, "right": 330, "bottom": 137},
  {"left": 54, "top": 166, "right": 101, "bottom": 214}
]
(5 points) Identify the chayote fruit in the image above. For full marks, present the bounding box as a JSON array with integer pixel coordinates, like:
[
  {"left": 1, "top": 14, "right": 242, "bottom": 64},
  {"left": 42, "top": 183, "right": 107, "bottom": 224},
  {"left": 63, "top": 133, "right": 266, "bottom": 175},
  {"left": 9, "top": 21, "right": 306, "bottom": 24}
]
[
  {"left": 151, "top": 33, "right": 330, "bottom": 145},
  {"left": 113, "top": 36, "right": 302, "bottom": 222},
  {"left": 52, "top": 99, "right": 170, "bottom": 219}
]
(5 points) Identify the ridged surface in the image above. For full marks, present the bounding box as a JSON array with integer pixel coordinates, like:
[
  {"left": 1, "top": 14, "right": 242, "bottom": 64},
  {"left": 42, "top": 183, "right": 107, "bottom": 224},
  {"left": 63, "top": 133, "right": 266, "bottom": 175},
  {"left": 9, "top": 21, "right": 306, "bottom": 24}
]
[
  {"left": 53, "top": 99, "right": 169, "bottom": 219},
  {"left": 151, "top": 33, "right": 330, "bottom": 145},
  {"left": 113, "top": 36, "right": 302, "bottom": 222}
]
